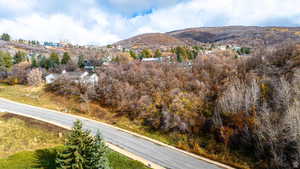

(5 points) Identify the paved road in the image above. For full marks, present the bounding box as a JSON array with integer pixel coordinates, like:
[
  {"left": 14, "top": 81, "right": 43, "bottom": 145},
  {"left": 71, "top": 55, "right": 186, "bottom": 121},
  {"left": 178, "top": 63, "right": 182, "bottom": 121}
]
[{"left": 0, "top": 98, "right": 226, "bottom": 169}]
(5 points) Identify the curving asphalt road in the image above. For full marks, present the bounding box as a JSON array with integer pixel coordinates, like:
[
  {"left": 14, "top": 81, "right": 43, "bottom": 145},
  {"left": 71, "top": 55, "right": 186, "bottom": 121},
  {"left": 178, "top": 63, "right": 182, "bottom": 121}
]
[{"left": 0, "top": 98, "right": 229, "bottom": 169}]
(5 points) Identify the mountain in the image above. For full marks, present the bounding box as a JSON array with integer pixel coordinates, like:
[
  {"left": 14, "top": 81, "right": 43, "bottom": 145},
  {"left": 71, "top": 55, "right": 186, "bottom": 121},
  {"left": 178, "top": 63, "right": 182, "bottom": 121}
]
[
  {"left": 167, "top": 26, "right": 300, "bottom": 47},
  {"left": 114, "top": 26, "right": 300, "bottom": 50}
]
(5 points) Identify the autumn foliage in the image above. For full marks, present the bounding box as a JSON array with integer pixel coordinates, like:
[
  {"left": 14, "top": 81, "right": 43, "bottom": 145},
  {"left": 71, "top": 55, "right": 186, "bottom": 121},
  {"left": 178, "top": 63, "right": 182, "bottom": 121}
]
[{"left": 47, "top": 43, "right": 300, "bottom": 169}]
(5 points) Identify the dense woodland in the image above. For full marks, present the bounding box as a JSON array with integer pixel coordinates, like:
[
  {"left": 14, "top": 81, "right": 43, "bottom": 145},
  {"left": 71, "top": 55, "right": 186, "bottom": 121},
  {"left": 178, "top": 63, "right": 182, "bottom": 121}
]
[{"left": 45, "top": 43, "right": 300, "bottom": 169}]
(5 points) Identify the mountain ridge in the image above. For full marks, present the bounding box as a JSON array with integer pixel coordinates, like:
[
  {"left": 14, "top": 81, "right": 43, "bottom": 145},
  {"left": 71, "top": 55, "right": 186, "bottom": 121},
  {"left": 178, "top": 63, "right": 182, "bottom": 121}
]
[{"left": 114, "top": 26, "right": 300, "bottom": 50}]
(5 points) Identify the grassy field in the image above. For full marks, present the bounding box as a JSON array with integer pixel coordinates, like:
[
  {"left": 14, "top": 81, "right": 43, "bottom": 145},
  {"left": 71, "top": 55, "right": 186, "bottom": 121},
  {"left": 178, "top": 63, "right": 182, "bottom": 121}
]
[
  {"left": 0, "top": 147, "right": 150, "bottom": 169},
  {"left": 0, "top": 112, "right": 66, "bottom": 158},
  {"left": 0, "top": 84, "right": 252, "bottom": 168},
  {"left": 0, "top": 112, "right": 149, "bottom": 169}
]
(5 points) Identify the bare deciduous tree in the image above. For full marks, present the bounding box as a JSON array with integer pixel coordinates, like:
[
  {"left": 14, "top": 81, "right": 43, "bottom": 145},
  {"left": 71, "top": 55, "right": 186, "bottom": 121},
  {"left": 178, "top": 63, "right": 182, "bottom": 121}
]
[{"left": 27, "top": 68, "right": 43, "bottom": 86}]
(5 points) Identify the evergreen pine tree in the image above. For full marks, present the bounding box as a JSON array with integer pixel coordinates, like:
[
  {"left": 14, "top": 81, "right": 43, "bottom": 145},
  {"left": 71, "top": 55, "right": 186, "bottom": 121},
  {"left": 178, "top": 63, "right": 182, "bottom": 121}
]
[
  {"left": 177, "top": 54, "right": 183, "bottom": 63},
  {"left": 56, "top": 121, "right": 111, "bottom": 169},
  {"left": 175, "top": 47, "right": 187, "bottom": 62},
  {"left": 56, "top": 120, "right": 87, "bottom": 169},
  {"left": 0, "top": 55, "right": 5, "bottom": 71},
  {"left": 88, "top": 131, "right": 111, "bottom": 169},
  {"left": 192, "top": 50, "right": 198, "bottom": 60},
  {"left": 45, "top": 59, "right": 53, "bottom": 70},
  {"left": 141, "top": 49, "right": 152, "bottom": 58},
  {"left": 13, "top": 51, "right": 26, "bottom": 64},
  {"left": 154, "top": 49, "right": 162, "bottom": 58},
  {"left": 31, "top": 55, "right": 38, "bottom": 67},
  {"left": 61, "top": 52, "right": 71, "bottom": 64},
  {"left": 1, "top": 33, "right": 11, "bottom": 41},
  {"left": 0, "top": 51, "right": 13, "bottom": 69},
  {"left": 39, "top": 56, "right": 47, "bottom": 68},
  {"left": 49, "top": 52, "right": 60, "bottom": 66},
  {"left": 77, "top": 55, "right": 85, "bottom": 68},
  {"left": 129, "top": 50, "right": 137, "bottom": 59}
]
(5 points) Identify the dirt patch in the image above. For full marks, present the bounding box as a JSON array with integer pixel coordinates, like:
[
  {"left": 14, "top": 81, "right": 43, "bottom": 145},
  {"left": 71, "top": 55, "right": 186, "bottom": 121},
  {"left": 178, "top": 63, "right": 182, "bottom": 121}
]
[{"left": 0, "top": 113, "right": 68, "bottom": 133}]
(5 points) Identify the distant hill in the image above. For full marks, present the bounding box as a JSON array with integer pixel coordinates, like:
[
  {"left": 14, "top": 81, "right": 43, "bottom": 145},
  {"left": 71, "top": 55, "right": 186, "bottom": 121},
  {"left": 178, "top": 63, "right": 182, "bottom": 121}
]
[
  {"left": 114, "top": 33, "right": 186, "bottom": 51},
  {"left": 114, "top": 26, "right": 300, "bottom": 50},
  {"left": 167, "top": 26, "right": 300, "bottom": 47}
]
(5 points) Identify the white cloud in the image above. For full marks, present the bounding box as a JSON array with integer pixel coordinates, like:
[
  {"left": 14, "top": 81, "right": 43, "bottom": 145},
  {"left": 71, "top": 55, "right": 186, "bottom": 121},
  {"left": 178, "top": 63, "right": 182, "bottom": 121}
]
[
  {"left": 0, "top": 0, "right": 299, "bottom": 45},
  {"left": 0, "top": 0, "right": 37, "bottom": 12},
  {"left": 127, "top": 0, "right": 300, "bottom": 33},
  {"left": 0, "top": 13, "right": 120, "bottom": 45}
]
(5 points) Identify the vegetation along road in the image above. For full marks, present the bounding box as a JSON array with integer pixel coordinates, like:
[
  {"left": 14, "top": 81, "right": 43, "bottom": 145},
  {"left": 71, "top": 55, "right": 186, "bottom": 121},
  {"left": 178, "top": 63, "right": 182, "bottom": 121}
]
[{"left": 0, "top": 98, "right": 233, "bottom": 169}]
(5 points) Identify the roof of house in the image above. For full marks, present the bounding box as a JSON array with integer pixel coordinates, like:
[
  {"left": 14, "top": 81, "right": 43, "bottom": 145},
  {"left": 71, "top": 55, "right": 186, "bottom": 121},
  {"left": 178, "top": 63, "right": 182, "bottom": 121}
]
[
  {"left": 142, "top": 58, "right": 162, "bottom": 62},
  {"left": 46, "top": 73, "right": 60, "bottom": 78},
  {"left": 46, "top": 71, "right": 96, "bottom": 82},
  {"left": 64, "top": 72, "right": 84, "bottom": 77}
]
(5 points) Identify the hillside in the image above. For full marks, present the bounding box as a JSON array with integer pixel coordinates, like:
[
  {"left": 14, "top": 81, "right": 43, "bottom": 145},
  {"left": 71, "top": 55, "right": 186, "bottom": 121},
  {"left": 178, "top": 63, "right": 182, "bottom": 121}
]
[
  {"left": 114, "top": 26, "right": 300, "bottom": 50},
  {"left": 114, "top": 33, "right": 186, "bottom": 51},
  {"left": 168, "top": 26, "right": 300, "bottom": 47}
]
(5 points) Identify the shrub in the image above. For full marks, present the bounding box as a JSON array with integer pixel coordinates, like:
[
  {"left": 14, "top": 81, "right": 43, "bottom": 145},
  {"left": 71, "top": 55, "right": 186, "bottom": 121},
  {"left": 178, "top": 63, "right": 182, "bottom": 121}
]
[
  {"left": 9, "top": 62, "right": 31, "bottom": 84},
  {"left": 27, "top": 68, "right": 43, "bottom": 86},
  {"left": 0, "top": 51, "right": 13, "bottom": 70}
]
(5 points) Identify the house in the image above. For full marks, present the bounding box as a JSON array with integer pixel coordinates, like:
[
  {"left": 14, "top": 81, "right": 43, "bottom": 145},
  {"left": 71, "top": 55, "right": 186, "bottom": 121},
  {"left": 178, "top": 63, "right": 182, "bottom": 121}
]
[
  {"left": 84, "top": 60, "right": 96, "bottom": 72},
  {"left": 63, "top": 72, "right": 88, "bottom": 83},
  {"left": 45, "top": 73, "right": 60, "bottom": 84},
  {"left": 233, "top": 46, "right": 241, "bottom": 51},
  {"left": 204, "top": 50, "right": 213, "bottom": 55},
  {"left": 82, "top": 73, "right": 99, "bottom": 86},
  {"left": 142, "top": 57, "right": 162, "bottom": 62},
  {"left": 67, "top": 71, "right": 99, "bottom": 85},
  {"left": 43, "top": 42, "right": 62, "bottom": 48},
  {"left": 100, "top": 56, "right": 113, "bottom": 66},
  {"left": 45, "top": 70, "right": 99, "bottom": 85},
  {"left": 116, "top": 45, "right": 123, "bottom": 51},
  {"left": 89, "top": 74, "right": 99, "bottom": 84},
  {"left": 218, "top": 45, "right": 227, "bottom": 51},
  {"left": 26, "top": 53, "right": 38, "bottom": 61}
]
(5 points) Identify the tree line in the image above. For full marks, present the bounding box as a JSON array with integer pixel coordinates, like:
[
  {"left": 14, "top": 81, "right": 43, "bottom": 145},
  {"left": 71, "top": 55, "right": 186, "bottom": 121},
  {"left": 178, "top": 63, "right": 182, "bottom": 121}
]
[
  {"left": 128, "top": 46, "right": 200, "bottom": 62},
  {"left": 0, "top": 50, "right": 87, "bottom": 70}
]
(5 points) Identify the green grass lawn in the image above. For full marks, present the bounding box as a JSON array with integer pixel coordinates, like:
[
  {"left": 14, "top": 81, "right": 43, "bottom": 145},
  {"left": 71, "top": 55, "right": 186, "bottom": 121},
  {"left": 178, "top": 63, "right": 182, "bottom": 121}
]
[
  {"left": 0, "top": 112, "right": 150, "bottom": 169},
  {"left": 0, "top": 147, "right": 150, "bottom": 169}
]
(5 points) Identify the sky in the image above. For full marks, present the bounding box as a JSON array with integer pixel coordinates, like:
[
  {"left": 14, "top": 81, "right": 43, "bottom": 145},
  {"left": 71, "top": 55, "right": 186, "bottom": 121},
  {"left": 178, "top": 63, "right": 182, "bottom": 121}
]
[{"left": 0, "top": 0, "right": 299, "bottom": 45}]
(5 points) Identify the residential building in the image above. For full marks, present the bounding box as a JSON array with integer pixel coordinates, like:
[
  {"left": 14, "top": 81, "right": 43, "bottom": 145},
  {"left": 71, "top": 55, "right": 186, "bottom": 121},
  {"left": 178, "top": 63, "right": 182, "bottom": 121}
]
[
  {"left": 142, "top": 57, "right": 163, "bottom": 62},
  {"left": 45, "top": 70, "right": 99, "bottom": 86}
]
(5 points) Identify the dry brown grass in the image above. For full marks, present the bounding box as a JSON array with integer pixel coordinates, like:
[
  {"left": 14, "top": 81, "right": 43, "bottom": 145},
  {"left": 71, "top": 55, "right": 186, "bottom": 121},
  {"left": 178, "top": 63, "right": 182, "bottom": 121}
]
[{"left": 0, "top": 112, "right": 66, "bottom": 158}]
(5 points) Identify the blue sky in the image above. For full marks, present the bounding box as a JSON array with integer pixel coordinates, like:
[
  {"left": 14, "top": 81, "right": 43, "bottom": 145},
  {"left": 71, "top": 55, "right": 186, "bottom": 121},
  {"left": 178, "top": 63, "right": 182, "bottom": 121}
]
[{"left": 0, "top": 0, "right": 299, "bottom": 45}]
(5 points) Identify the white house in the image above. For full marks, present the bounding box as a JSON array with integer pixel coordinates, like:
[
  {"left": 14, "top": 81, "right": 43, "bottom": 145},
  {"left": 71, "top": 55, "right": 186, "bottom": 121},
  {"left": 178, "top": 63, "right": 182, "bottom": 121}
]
[
  {"left": 45, "top": 73, "right": 60, "bottom": 84},
  {"left": 82, "top": 73, "right": 99, "bottom": 86},
  {"left": 116, "top": 45, "right": 123, "bottom": 51},
  {"left": 142, "top": 58, "right": 162, "bottom": 62},
  {"left": 233, "top": 46, "right": 241, "bottom": 51},
  {"left": 89, "top": 73, "right": 99, "bottom": 84},
  {"left": 204, "top": 50, "right": 213, "bottom": 55},
  {"left": 218, "top": 45, "right": 227, "bottom": 51},
  {"left": 45, "top": 70, "right": 99, "bottom": 86},
  {"left": 80, "top": 72, "right": 89, "bottom": 79}
]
